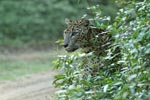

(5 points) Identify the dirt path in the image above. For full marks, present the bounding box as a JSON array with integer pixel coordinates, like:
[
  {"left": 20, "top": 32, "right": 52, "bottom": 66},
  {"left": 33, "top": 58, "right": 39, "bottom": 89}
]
[{"left": 0, "top": 71, "right": 58, "bottom": 100}]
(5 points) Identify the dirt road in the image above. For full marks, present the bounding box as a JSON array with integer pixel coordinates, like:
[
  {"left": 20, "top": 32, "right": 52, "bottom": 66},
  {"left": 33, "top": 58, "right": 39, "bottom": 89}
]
[{"left": 0, "top": 71, "right": 58, "bottom": 100}]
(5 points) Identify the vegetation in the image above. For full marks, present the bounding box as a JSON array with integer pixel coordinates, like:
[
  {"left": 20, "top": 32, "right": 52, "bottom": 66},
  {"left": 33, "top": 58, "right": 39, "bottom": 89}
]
[
  {"left": 0, "top": 0, "right": 87, "bottom": 46},
  {"left": 0, "top": 0, "right": 149, "bottom": 99},
  {"left": 0, "top": 50, "right": 58, "bottom": 80},
  {"left": 0, "top": 0, "right": 119, "bottom": 47},
  {"left": 54, "top": 0, "right": 150, "bottom": 100}
]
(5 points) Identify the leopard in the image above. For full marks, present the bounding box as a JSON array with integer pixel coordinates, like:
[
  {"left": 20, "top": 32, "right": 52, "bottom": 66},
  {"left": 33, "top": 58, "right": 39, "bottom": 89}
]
[
  {"left": 63, "top": 19, "right": 121, "bottom": 75},
  {"left": 63, "top": 19, "right": 112, "bottom": 56}
]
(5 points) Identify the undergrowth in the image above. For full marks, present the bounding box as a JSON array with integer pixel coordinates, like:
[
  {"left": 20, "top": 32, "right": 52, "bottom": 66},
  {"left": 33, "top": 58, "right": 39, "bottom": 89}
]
[{"left": 53, "top": 1, "right": 150, "bottom": 100}]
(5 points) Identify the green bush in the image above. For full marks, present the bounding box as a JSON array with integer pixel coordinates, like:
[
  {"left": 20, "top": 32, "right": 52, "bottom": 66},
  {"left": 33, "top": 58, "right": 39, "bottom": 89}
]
[
  {"left": 0, "top": 0, "right": 88, "bottom": 46},
  {"left": 0, "top": 0, "right": 119, "bottom": 46},
  {"left": 53, "top": 0, "right": 150, "bottom": 100}
]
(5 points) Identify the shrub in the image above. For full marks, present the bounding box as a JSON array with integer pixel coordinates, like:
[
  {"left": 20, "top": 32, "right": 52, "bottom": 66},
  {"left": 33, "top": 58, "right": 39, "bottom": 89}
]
[
  {"left": 0, "top": 0, "right": 119, "bottom": 46},
  {"left": 54, "top": 0, "right": 150, "bottom": 100},
  {"left": 0, "top": 0, "right": 87, "bottom": 46}
]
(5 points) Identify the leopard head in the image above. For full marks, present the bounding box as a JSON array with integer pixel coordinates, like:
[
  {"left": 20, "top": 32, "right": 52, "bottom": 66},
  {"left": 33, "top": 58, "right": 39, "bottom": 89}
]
[{"left": 63, "top": 19, "right": 90, "bottom": 52}]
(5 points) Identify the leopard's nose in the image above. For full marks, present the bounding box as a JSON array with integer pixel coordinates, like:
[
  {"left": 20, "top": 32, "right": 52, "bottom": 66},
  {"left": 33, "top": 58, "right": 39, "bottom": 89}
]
[{"left": 63, "top": 44, "right": 68, "bottom": 48}]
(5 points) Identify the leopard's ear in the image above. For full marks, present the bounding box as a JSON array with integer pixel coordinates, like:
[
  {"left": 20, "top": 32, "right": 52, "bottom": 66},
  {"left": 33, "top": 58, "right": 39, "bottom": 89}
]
[
  {"left": 82, "top": 19, "right": 89, "bottom": 26},
  {"left": 65, "top": 18, "right": 72, "bottom": 25}
]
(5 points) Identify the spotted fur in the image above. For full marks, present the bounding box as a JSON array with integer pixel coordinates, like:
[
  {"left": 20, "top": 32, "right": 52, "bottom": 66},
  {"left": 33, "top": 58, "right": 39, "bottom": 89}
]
[
  {"left": 63, "top": 19, "right": 112, "bottom": 56},
  {"left": 63, "top": 19, "right": 120, "bottom": 75}
]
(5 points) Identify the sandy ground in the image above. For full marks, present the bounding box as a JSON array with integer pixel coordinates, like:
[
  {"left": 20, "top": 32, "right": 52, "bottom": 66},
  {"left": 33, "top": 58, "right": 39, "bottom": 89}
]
[{"left": 0, "top": 71, "right": 58, "bottom": 100}]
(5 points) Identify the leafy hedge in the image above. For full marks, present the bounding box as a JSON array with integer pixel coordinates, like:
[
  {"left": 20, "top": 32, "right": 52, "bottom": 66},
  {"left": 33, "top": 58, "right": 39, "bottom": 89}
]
[{"left": 54, "top": 0, "right": 150, "bottom": 100}]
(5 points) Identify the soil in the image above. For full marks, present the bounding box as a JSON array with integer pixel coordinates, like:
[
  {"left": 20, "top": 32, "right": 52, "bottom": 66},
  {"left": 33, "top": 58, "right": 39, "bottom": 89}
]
[{"left": 0, "top": 71, "right": 58, "bottom": 100}]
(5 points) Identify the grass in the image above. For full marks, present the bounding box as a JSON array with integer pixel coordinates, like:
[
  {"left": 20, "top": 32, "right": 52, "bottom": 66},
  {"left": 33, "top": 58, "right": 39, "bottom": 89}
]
[{"left": 0, "top": 48, "right": 64, "bottom": 81}]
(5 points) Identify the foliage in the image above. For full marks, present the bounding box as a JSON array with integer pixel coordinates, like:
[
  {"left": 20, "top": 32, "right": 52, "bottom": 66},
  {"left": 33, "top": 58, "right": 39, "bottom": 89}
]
[
  {"left": 0, "top": 0, "right": 87, "bottom": 46},
  {"left": 0, "top": 50, "right": 56, "bottom": 80},
  {"left": 53, "top": 0, "right": 150, "bottom": 100},
  {"left": 0, "top": 0, "right": 119, "bottom": 46}
]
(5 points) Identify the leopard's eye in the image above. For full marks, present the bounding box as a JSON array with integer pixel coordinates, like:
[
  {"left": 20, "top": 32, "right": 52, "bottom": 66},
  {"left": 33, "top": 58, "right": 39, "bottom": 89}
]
[{"left": 71, "top": 32, "right": 76, "bottom": 37}]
